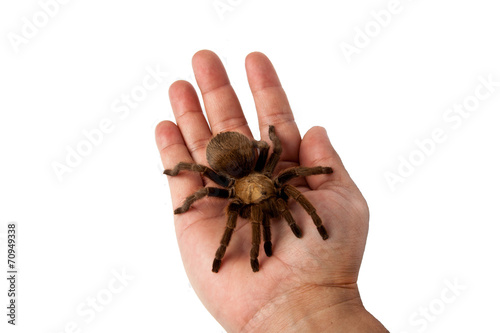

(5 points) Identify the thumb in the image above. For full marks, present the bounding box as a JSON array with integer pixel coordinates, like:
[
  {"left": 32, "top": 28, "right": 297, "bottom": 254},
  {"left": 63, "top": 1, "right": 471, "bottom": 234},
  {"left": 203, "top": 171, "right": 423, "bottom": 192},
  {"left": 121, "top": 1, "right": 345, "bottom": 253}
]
[{"left": 299, "top": 126, "right": 354, "bottom": 190}]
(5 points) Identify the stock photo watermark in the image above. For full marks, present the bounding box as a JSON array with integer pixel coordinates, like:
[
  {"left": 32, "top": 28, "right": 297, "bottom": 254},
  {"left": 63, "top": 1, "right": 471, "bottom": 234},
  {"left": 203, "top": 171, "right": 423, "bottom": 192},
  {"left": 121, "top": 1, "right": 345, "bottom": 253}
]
[
  {"left": 399, "top": 277, "right": 466, "bottom": 333},
  {"left": 7, "top": 0, "right": 72, "bottom": 54},
  {"left": 385, "top": 74, "right": 499, "bottom": 191},
  {"left": 4, "top": 222, "right": 18, "bottom": 325},
  {"left": 52, "top": 267, "right": 134, "bottom": 333},
  {"left": 212, "top": 0, "right": 245, "bottom": 21},
  {"left": 51, "top": 64, "right": 170, "bottom": 182},
  {"left": 340, "top": 0, "right": 417, "bottom": 64}
]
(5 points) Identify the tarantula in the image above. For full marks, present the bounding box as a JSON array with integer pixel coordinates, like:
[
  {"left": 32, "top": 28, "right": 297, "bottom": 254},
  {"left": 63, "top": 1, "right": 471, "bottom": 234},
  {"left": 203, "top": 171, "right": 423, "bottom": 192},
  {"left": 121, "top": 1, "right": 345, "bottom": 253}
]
[{"left": 164, "top": 125, "right": 333, "bottom": 272}]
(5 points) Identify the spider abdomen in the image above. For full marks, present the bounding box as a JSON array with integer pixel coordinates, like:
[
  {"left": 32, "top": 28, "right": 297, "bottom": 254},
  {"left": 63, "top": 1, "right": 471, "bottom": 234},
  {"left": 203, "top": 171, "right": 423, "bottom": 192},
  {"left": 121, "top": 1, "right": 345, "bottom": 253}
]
[{"left": 234, "top": 172, "right": 276, "bottom": 204}]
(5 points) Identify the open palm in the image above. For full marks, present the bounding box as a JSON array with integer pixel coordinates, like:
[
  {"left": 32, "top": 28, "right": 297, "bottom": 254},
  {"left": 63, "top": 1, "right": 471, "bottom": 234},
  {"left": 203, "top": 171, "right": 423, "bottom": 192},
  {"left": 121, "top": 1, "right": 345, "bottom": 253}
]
[{"left": 155, "top": 51, "right": 371, "bottom": 332}]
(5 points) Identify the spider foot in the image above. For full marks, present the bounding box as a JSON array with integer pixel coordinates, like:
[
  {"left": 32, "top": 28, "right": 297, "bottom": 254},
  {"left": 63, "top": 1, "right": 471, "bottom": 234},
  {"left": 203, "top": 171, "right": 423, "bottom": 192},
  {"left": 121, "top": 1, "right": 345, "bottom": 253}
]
[
  {"left": 268, "top": 125, "right": 276, "bottom": 136},
  {"left": 290, "top": 224, "right": 303, "bottom": 238},
  {"left": 212, "top": 259, "right": 222, "bottom": 273},
  {"left": 317, "top": 226, "right": 329, "bottom": 240},
  {"left": 323, "top": 167, "right": 334, "bottom": 174},
  {"left": 251, "top": 258, "right": 259, "bottom": 272},
  {"left": 173, "top": 207, "right": 185, "bottom": 214},
  {"left": 264, "top": 241, "right": 273, "bottom": 257},
  {"left": 163, "top": 169, "right": 176, "bottom": 176}
]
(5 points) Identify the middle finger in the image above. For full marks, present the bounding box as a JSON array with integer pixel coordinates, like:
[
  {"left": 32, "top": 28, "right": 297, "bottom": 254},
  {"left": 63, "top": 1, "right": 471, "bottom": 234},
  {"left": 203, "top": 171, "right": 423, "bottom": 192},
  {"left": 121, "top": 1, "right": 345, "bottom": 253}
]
[{"left": 192, "top": 50, "right": 253, "bottom": 138}]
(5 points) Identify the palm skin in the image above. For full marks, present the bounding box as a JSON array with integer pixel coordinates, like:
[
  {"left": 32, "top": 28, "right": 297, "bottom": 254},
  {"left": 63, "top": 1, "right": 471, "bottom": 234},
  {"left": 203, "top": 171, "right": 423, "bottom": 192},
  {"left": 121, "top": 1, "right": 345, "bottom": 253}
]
[{"left": 155, "top": 51, "right": 376, "bottom": 332}]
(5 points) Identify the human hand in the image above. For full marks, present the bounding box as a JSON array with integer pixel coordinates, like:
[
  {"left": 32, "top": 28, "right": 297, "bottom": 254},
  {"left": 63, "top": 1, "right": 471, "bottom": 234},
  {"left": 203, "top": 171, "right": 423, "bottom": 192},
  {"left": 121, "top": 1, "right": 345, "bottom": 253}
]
[{"left": 155, "top": 50, "right": 387, "bottom": 332}]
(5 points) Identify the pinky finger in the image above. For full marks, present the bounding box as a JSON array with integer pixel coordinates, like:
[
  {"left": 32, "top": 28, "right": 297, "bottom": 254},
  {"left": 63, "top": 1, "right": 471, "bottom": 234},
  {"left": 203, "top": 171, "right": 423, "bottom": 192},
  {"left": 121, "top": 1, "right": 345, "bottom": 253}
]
[{"left": 155, "top": 120, "right": 203, "bottom": 209}]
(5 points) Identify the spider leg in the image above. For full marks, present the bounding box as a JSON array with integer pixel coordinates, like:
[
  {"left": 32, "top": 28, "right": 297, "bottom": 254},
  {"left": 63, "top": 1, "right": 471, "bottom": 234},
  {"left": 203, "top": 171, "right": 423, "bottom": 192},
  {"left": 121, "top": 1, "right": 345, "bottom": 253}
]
[
  {"left": 262, "top": 214, "right": 272, "bottom": 257},
  {"left": 212, "top": 203, "right": 240, "bottom": 273},
  {"left": 263, "top": 126, "right": 282, "bottom": 176},
  {"left": 174, "top": 187, "right": 233, "bottom": 214},
  {"left": 283, "top": 185, "right": 329, "bottom": 240},
  {"left": 253, "top": 140, "right": 270, "bottom": 172},
  {"left": 250, "top": 206, "right": 263, "bottom": 272},
  {"left": 164, "top": 162, "right": 232, "bottom": 187},
  {"left": 275, "top": 166, "right": 333, "bottom": 187},
  {"left": 275, "top": 198, "right": 303, "bottom": 238}
]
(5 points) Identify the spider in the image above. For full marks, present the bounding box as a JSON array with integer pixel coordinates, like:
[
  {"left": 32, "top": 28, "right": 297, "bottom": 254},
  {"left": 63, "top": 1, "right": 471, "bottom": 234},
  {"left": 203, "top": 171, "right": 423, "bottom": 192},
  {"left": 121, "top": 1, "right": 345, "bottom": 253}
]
[{"left": 164, "top": 125, "right": 333, "bottom": 272}]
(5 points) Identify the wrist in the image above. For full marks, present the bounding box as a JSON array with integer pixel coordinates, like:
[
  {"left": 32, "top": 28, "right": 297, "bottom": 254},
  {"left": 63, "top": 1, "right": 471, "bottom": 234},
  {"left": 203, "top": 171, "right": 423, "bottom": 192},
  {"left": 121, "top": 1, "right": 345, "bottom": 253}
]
[{"left": 240, "top": 283, "right": 387, "bottom": 333}]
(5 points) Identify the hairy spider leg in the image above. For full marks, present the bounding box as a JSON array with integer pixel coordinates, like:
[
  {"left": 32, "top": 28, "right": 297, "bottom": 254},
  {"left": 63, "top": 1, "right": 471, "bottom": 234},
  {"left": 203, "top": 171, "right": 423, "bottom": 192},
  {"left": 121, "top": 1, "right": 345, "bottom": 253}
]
[
  {"left": 275, "top": 197, "right": 303, "bottom": 238},
  {"left": 164, "top": 162, "right": 232, "bottom": 187},
  {"left": 212, "top": 202, "right": 240, "bottom": 273},
  {"left": 283, "top": 185, "right": 329, "bottom": 240},
  {"left": 174, "top": 187, "right": 232, "bottom": 214},
  {"left": 262, "top": 214, "right": 272, "bottom": 257},
  {"left": 275, "top": 166, "right": 333, "bottom": 187},
  {"left": 250, "top": 205, "right": 263, "bottom": 272},
  {"left": 253, "top": 140, "right": 270, "bottom": 172},
  {"left": 263, "top": 126, "right": 282, "bottom": 176}
]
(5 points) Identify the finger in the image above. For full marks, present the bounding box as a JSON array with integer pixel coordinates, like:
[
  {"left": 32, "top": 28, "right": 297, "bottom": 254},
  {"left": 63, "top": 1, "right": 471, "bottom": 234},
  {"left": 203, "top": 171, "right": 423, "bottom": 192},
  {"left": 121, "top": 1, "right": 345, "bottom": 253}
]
[
  {"left": 169, "top": 80, "right": 212, "bottom": 164},
  {"left": 155, "top": 120, "right": 203, "bottom": 209},
  {"left": 192, "top": 50, "right": 252, "bottom": 137},
  {"left": 245, "top": 52, "right": 301, "bottom": 164},
  {"left": 299, "top": 126, "right": 353, "bottom": 190}
]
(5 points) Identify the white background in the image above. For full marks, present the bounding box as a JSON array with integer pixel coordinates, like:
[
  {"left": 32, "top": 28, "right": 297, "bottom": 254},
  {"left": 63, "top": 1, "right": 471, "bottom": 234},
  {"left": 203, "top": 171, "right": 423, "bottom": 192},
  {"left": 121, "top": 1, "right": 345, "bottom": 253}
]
[{"left": 1, "top": 0, "right": 499, "bottom": 332}]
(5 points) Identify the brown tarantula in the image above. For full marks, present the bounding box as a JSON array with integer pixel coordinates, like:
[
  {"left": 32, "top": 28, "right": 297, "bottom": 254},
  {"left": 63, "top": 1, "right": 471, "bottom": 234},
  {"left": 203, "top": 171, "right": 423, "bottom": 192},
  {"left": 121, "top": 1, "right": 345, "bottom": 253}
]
[{"left": 164, "top": 125, "right": 333, "bottom": 272}]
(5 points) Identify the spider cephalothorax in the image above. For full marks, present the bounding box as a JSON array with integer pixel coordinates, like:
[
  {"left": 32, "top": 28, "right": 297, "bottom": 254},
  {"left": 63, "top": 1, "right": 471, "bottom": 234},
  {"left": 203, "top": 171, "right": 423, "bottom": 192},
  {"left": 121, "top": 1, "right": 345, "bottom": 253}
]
[{"left": 164, "top": 126, "right": 333, "bottom": 272}]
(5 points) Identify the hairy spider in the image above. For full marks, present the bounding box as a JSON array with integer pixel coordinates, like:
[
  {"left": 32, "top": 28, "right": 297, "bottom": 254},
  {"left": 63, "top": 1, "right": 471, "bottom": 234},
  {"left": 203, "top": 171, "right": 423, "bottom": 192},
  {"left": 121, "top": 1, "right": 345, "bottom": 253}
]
[{"left": 164, "top": 126, "right": 333, "bottom": 273}]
